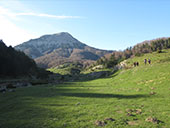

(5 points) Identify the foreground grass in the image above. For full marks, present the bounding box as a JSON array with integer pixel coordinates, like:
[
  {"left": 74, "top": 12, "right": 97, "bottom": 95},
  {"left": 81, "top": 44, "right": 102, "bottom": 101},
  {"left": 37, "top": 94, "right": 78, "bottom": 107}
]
[{"left": 1, "top": 50, "right": 170, "bottom": 128}]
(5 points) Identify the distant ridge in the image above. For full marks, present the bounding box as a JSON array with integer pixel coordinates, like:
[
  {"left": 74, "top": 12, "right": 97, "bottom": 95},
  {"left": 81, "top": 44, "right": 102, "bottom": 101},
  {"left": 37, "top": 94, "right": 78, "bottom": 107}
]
[{"left": 15, "top": 32, "right": 113, "bottom": 68}]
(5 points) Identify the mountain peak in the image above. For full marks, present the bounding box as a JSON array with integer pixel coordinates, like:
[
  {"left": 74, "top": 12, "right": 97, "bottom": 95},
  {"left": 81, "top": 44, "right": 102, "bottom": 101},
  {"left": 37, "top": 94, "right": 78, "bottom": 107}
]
[
  {"left": 51, "top": 32, "right": 74, "bottom": 39},
  {"left": 55, "top": 32, "right": 71, "bottom": 36},
  {"left": 15, "top": 32, "right": 87, "bottom": 58},
  {"left": 40, "top": 32, "right": 72, "bottom": 39},
  {"left": 14, "top": 32, "right": 113, "bottom": 68}
]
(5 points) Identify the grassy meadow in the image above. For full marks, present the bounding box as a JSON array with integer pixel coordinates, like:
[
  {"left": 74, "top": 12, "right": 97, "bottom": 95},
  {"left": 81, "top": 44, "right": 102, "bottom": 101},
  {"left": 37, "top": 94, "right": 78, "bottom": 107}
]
[{"left": 1, "top": 49, "right": 170, "bottom": 128}]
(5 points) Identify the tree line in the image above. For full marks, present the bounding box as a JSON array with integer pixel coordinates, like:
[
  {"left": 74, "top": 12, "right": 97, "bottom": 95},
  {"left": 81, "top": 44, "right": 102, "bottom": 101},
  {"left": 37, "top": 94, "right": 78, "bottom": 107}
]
[
  {"left": 96, "top": 37, "right": 170, "bottom": 68},
  {"left": 0, "top": 40, "right": 49, "bottom": 78}
]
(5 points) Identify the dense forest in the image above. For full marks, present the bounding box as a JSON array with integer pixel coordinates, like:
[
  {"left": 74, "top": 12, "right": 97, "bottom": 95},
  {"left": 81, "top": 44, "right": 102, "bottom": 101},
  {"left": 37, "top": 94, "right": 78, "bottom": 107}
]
[
  {"left": 0, "top": 40, "right": 49, "bottom": 78},
  {"left": 96, "top": 37, "right": 170, "bottom": 68}
]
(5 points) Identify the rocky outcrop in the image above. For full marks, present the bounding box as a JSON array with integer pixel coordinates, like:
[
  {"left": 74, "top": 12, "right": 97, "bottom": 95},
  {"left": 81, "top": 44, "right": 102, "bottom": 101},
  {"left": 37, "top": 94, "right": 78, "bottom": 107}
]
[
  {"left": 115, "top": 60, "right": 128, "bottom": 70},
  {"left": 0, "top": 81, "right": 33, "bottom": 93}
]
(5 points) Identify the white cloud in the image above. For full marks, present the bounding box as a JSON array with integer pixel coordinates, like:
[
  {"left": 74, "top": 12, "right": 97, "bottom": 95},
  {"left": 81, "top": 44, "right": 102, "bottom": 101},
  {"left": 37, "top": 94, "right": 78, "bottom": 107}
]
[
  {"left": 0, "top": 6, "right": 82, "bottom": 46},
  {"left": 0, "top": 6, "right": 81, "bottom": 19},
  {"left": 15, "top": 12, "right": 81, "bottom": 19}
]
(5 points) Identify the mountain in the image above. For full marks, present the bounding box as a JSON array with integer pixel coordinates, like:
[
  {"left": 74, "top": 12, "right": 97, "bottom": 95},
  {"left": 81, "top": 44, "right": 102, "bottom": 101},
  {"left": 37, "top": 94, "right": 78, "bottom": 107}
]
[{"left": 15, "top": 32, "right": 113, "bottom": 68}]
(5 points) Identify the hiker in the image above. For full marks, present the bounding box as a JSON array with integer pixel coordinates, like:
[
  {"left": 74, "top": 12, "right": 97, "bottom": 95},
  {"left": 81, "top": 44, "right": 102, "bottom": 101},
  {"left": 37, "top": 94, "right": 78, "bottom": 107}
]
[
  {"left": 134, "top": 62, "right": 136, "bottom": 67},
  {"left": 144, "top": 59, "right": 147, "bottom": 65},
  {"left": 136, "top": 62, "right": 139, "bottom": 66},
  {"left": 148, "top": 59, "right": 151, "bottom": 64}
]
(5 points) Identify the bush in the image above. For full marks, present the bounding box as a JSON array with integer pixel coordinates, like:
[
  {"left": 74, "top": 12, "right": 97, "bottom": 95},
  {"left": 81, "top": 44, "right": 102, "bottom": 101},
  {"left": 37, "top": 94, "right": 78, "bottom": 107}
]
[
  {"left": 135, "top": 53, "right": 143, "bottom": 57},
  {"left": 157, "top": 50, "right": 163, "bottom": 53},
  {"left": 70, "top": 68, "right": 81, "bottom": 75}
]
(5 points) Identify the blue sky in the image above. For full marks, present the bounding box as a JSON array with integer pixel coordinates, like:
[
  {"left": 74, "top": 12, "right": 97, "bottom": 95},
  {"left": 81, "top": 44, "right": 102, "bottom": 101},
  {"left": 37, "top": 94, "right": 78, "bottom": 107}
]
[{"left": 0, "top": 0, "right": 170, "bottom": 50}]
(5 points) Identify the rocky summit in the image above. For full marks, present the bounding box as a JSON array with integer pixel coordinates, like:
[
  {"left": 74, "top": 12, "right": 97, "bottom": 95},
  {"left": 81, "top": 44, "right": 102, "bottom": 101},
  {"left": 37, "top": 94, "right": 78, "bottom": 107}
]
[{"left": 15, "top": 32, "right": 113, "bottom": 68}]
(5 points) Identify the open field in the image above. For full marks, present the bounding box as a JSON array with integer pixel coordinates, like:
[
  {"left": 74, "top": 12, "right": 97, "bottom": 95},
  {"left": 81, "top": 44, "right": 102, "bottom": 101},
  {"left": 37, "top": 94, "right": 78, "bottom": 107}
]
[{"left": 1, "top": 49, "right": 170, "bottom": 128}]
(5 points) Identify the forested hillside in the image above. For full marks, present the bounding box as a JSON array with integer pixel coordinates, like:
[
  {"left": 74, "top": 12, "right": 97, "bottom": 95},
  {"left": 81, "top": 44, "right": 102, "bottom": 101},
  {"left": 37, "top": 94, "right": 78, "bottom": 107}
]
[
  {"left": 96, "top": 37, "right": 170, "bottom": 68},
  {"left": 0, "top": 40, "right": 48, "bottom": 78}
]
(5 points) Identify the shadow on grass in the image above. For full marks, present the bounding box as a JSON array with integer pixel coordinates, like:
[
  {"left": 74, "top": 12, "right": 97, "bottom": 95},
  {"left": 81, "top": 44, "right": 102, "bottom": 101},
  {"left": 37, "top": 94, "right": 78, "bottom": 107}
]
[
  {"left": 59, "top": 92, "right": 149, "bottom": 99},
  {"left": 18, "top": 86, "right": 150, "bottom": 99}
]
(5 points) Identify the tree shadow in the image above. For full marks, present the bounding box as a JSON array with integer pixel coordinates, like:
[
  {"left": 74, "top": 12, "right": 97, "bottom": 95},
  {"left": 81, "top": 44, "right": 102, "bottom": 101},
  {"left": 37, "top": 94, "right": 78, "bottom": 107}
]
[
  {"left": 59, "top": 92, "right": 149, "bottom": 99},
  {"left": 19, "top": 86, "right": 150, "bottom": 100}
]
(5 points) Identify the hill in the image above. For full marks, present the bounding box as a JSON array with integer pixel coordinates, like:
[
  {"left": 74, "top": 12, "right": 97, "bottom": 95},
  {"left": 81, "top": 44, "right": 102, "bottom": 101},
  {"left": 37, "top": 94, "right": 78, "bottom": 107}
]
[
  {"left": 14, "top": 32, "right": 113, "bottom": 68},
  {"left": 0, "top": 40, "right": 37, "bottom": 77},
  {"left": 94, "top": 37, "right": 170, "bottom": 69},
  {"left": 1, "top": 49, "right": 170, "bottom": 127},
  {"left": 0, "top": 40, "right": 51, "bottom": 82}
]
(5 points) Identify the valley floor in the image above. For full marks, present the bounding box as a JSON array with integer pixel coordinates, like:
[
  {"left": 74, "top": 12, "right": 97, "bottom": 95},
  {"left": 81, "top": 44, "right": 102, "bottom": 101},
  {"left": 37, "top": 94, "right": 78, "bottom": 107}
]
[{"left": 1, "top": 49, "right": 170, "bottom": 128}]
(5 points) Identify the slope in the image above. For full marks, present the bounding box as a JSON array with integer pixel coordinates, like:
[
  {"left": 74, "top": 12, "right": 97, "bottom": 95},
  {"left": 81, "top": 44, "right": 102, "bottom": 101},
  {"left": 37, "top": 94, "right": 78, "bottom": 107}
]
[
  {"left": 15, "top": 32, "right": 113, "bottom": 68},
  {"left": 0, "top": 49, "right": 170, "bottom": 128},
  {"left": 0, "top": 40, "right": 37, "bottom": 77}
]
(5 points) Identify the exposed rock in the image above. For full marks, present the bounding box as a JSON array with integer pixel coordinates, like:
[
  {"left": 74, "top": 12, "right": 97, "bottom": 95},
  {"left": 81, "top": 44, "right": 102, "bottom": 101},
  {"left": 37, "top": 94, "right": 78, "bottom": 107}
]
[
  {"left": 6, "top": 83, "right": 16, "bottom": 89},
  {"left": 0, "top": 81, "right": 32, "bottom": 93},
  {"left": 115, "top": 60, "right": 128, "bottom": 70},
  {"left": 126, "top": 108, "right": 142, "bottom": 115},
  {"left": 0, "top": 88, "right": 6, "bottom": 93},
  {"left": 15, "top": 82, "right": 32, "bottom": 87},
  {"left": 0, "top": 85, "right": 7, "bottom": 93},
  {"left": 8, "top": 89, "right": 15, "bottom": 92},
  {"left": 135, "top": 109, "right": 142, "bottom": 114},
  {"left": 127, "top": 121, "right": 139, "bottom": 126},
  {"left": 92, "top": 65, "right": 104, "bottom": 70},
  {"left": 94, "top": 120, "right": 107, "bottom": 127},
  {"left": 150, "top": 91, "right": 156, "bottom": 95},
  {"left": 145, "top": 117, "right": 159, "bottom": 124},
  {"left": 14, "top": 82, "right": 23, "bottom": 88}
]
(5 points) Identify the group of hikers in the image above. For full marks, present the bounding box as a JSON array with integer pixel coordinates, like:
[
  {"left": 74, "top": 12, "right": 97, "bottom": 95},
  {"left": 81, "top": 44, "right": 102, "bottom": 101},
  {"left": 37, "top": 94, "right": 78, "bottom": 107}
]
[
  {"left": 144, "top": 59, "right": 151, "bottom": 65},
  {"left": 134, "top": 59, "right": 151, "bottom": 67},
  {"left": 133, "top": 61, "right": 139, "bottom": 67}
]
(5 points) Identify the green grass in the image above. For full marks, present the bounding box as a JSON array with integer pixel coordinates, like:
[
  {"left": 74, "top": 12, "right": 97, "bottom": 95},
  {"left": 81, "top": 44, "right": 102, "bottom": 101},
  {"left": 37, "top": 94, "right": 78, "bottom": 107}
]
[
  {"left": 1, "top": 49, "right": 170, "bottom": 128},
  {"left": 47, "top": 67, "right": 71, "bottom": 75},
  {"left": 47, "top": 63, "right": 83, "bottom": 75}
]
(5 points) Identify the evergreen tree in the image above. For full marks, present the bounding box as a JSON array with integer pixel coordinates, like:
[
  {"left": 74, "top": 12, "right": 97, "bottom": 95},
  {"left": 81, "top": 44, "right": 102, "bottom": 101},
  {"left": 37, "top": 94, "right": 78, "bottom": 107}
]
[{"left": 0, "top": 40, "right": 48, "bottom": 78}]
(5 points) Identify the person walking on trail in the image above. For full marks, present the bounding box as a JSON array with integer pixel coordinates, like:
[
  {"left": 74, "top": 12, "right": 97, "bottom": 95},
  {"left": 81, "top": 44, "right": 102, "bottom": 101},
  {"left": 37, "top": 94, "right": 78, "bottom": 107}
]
[
  {"left": 136, "top": 62, "right": 139, "bottom": 66},
  {"left": 144, "top": 59, "right": 147, "bottom": 65},
  {"left": 134, "top": 62, "right": 136, "bottom": 67},
  {"left": 148, "top": 59, "right": 151, "bottom": 64}
]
